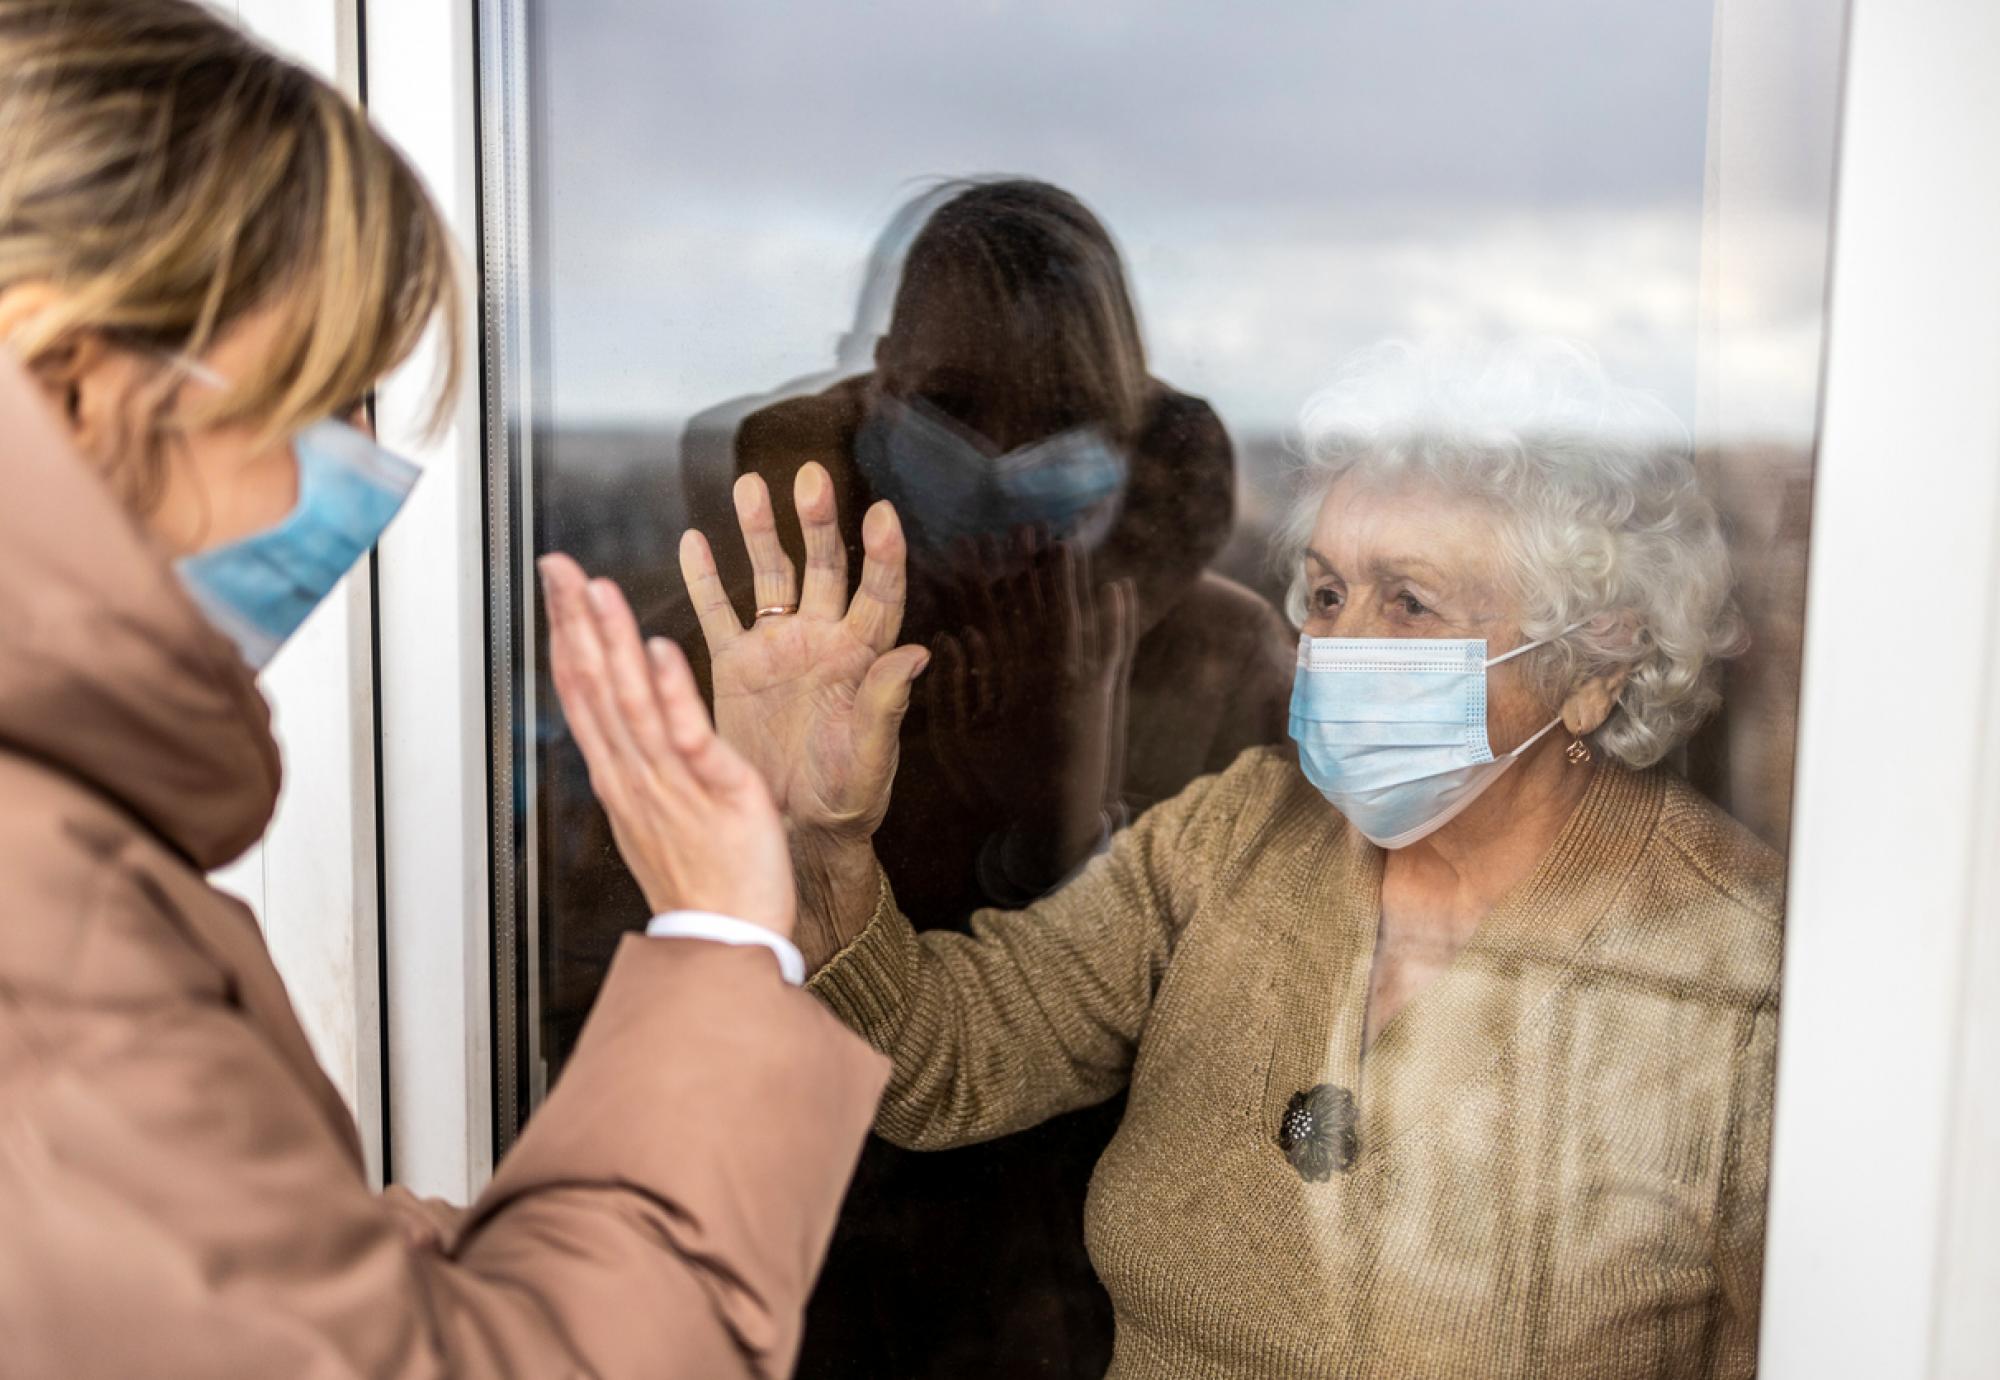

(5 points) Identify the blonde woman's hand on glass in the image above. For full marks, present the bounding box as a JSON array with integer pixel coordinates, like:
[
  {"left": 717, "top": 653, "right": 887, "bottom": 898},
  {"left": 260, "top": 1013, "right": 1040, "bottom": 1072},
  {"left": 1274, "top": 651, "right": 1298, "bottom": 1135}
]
[
  {"left": 540, "top": 553, "right": 797, "bottom": 939},
  {"left": 678, "top": 462, "right": 931, "bottom": 959}
]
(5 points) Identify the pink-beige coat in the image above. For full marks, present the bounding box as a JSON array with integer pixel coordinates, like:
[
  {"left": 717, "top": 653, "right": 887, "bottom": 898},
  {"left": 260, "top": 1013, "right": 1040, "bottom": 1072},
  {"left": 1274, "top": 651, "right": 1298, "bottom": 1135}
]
[{"left": 0, "top": 358, "right": 889, "bottom": 1378}]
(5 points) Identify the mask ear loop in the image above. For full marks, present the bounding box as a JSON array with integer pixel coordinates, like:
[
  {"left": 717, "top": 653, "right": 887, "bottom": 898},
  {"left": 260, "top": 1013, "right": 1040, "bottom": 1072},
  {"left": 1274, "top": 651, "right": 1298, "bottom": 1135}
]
[
  {"left": 1503, "top": 716, "right": 1565, "bottom": 761},
  {"left": 1483, "top": 621, "right": 1588, "bottom": 669},
  {"left": 167, "top": 356, "right": 230, "bottom": 390},
  {"left": 1486, "top": 622, "right": 1595, "bottom": 763},
  {"left": 152, "top": 352, "right": 232, "bottom": 441}
]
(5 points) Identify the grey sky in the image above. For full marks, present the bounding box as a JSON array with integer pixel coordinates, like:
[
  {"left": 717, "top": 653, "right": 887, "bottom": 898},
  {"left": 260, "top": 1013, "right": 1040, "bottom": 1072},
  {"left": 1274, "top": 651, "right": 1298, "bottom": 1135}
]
[{"left": 526, "top": 0, "right": 1823, "bottom": 436}]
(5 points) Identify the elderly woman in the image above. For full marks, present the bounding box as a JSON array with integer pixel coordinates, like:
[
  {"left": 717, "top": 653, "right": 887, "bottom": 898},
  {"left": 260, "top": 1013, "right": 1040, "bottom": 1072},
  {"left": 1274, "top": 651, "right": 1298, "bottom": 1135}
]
[{"left": 603, "top": 338, "right": 1780, "bottom": 1378}]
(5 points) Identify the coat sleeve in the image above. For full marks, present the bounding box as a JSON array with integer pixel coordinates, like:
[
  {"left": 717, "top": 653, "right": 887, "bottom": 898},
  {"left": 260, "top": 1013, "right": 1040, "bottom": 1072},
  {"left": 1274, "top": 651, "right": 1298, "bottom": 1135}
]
[
  {"left": 0, "top": 934, "right": 888, "bottom": 1379},
  {"left": 807, "top": 759, "right": 1237, "bottom": 1150}
]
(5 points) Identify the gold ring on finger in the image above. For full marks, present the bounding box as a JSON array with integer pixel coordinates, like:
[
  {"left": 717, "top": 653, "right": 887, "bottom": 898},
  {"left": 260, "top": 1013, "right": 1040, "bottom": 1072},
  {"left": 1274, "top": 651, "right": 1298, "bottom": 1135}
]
[{"left": 755, "top": 603, "right": 800, "bottom": 620}]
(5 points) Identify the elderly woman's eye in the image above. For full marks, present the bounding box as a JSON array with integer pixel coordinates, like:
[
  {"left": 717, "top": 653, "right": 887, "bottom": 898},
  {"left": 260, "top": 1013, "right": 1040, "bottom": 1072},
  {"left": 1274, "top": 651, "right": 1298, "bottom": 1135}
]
[
  {"left": 1311, "top": 586, "right": 1342, "bottom": 613},
  {"left": 1394, "top": 591, "right": 1431, "bottom": 617}
]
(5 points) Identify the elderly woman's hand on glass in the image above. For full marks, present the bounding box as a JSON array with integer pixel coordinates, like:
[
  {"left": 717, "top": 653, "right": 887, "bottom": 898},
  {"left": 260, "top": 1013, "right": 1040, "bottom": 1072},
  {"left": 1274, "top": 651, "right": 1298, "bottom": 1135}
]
[
  {"left": 539, "top": 553, "right": 797, "bottom": 940},
  {"left": 677, "top": 461, "right": 932, "bottom": 960}
]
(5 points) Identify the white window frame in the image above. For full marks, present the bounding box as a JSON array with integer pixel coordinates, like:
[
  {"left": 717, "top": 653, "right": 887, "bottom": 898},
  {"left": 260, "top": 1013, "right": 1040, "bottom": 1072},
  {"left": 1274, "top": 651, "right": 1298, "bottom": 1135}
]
[
  {"left": 1760, "top": 0, "right": 2000, "bottom": 1373},
  {"left": 365, "top": 0, "right": 496, "bottom": 1204}
]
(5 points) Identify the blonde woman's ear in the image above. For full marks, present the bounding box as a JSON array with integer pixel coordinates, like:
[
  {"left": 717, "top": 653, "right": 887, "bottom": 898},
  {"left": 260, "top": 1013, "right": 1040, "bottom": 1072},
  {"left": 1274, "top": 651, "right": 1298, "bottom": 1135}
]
[
  {"left": 0, "top": 283, "right": 73, "bottom": 383},
  {"left": 0, "top": 284, "right": 96, "bottom": 436},
  {"left": 0, "top": 280, "right": 61, "bottom": 339}
]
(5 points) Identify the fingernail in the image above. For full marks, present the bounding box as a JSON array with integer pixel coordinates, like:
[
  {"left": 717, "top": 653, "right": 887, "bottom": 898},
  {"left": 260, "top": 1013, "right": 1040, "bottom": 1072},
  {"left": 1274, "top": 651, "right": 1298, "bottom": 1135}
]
[
  {"left": 910, "top": 649, "right": 931, "bottom": 678},
  {"left": 586, "top": 580, "right": 611, "bottom": 613}
]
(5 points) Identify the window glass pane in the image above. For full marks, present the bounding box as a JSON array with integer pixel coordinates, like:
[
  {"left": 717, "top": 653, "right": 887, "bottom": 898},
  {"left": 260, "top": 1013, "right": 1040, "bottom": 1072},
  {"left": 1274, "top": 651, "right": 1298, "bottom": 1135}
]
[{"left": 496, "top": 1, "right": 1844, "bottom": 1373}]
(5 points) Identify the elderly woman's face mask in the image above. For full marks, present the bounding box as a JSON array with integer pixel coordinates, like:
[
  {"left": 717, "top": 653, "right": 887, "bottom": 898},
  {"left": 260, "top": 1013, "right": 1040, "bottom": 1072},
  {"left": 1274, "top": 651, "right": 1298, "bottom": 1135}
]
[{"left": 1290, "top": 634, "right": 1565, "bottom": 847}]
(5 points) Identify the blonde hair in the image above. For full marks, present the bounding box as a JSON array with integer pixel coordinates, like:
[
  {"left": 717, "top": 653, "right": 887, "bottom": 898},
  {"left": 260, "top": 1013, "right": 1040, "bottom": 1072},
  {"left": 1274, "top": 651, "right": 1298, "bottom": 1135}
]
[{"left": 0, "top": 0, "right": 462, "bottom": 510}]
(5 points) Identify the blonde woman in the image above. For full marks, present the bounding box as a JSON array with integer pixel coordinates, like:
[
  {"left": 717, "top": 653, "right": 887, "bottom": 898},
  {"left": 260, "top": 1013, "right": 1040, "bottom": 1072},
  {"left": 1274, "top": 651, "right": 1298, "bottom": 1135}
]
[
  {"left": 621, "top": 337, "right": 1782, "bottom": 1378},
  {"left": 0, "top": 2, "right": 885, "bottom": 1375}
]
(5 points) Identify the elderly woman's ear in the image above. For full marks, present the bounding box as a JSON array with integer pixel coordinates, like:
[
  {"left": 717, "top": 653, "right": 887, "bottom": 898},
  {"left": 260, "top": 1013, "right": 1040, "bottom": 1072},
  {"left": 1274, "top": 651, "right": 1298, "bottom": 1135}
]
[
  {"left": 1559, "top": 610, "right": 1643, "bottom": 738},
  {"left": 1561, "top": 672, "right": 1629, "bottom": 738}
]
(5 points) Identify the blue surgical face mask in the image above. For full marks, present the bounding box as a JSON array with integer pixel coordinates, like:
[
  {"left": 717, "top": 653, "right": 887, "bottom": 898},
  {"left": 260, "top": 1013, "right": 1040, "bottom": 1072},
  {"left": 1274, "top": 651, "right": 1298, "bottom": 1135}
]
[
  {"left": 1288, "top": 632, "right": 1567, "bottom": 849},
  {"left": 853, "top": 394, "right": 1129, "bottom": 557},
  {"left": 168, "top": 366, "right": 418, "bottom": 669}
]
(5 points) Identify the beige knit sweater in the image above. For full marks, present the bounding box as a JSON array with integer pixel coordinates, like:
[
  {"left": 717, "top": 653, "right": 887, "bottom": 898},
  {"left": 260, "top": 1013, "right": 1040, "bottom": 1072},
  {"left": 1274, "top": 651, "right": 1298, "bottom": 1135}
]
[{"left": 810, "top": 748, "right": 1784, "bottom": 1379}]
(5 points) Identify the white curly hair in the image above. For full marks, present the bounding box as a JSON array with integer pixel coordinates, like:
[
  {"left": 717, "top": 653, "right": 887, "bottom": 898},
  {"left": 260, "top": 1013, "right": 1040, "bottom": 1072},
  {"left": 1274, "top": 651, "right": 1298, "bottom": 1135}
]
[{"left": 1276, "top": 337, "right": 1746, "bottom": 769}]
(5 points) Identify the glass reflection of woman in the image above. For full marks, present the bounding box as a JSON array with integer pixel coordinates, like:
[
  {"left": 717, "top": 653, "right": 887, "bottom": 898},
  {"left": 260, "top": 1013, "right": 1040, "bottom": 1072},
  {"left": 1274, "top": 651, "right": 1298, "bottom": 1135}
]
[
  {"left": 711, "top": 179, "right": 1295, "bottom": 912},
  {"left": 683, "top": 180, "right": 1298, "bottom": 1378}
]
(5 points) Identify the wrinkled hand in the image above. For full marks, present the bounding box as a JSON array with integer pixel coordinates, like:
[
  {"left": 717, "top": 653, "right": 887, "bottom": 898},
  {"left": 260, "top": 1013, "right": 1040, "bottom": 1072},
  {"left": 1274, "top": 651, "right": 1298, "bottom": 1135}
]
[
  {"left": 678, "top": 462, "right": 930, "bottom": 848},
  {"left": 540, "top": 553, "right": 796, "bottom": 938},
  {"left": 928, "top": 535, "right": 1138, "bottom": 886}
]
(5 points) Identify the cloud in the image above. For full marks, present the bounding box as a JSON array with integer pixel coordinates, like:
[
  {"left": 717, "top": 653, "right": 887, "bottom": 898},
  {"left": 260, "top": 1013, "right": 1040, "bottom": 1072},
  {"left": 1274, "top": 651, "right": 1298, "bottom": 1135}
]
[
  {"left": 539, "top": 0, "right": 1715, "bottom": 214},
  {"left": 547, "top": 203, "right": 1727, "bottom": 436},
  {"left": 529, "top": 0, "right": 1830, "bottom": 444}
]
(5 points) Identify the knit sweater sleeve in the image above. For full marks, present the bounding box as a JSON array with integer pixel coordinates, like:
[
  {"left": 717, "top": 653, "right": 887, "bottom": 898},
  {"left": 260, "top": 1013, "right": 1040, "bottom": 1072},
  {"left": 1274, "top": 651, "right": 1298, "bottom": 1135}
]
[
  {"left": 1708, "top": 998, "right": 1779, "bottom": 1380},
  {"left": 808, "top": 757, "right": 1244, "bottom": 1150}
]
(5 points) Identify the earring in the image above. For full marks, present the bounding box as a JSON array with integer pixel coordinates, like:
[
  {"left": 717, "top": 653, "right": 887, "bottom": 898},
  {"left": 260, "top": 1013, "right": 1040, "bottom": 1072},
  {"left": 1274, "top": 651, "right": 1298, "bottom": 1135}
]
[{"left": 1565, "top": 737, "right": 1593, "bottom": 765}]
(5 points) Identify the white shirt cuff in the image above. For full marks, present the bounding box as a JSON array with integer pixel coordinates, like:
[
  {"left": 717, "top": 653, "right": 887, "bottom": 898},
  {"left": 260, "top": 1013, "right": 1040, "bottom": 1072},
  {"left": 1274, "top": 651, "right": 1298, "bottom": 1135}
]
[{"left": 644, "top": 911, "right": 806, "bottom": 986}]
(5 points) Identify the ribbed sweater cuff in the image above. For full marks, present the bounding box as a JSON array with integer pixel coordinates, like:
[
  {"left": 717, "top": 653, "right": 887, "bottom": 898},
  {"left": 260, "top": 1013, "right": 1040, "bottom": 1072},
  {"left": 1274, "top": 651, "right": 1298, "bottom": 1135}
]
[{"left": 806, "top": 869, "right": 919, "bottom": 1053}]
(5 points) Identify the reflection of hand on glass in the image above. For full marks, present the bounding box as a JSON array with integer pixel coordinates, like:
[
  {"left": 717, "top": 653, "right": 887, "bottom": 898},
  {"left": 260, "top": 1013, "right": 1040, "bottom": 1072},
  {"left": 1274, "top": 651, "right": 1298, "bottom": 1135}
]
[
  {"left": 540, "top": 552, "right": 797, "bottom": 938},
  {"left": 927, "top": 534, "right": 1137, "bottom": 898},
  {"left": 678, "top": 461, "right": 931, "bottom": 963}
]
